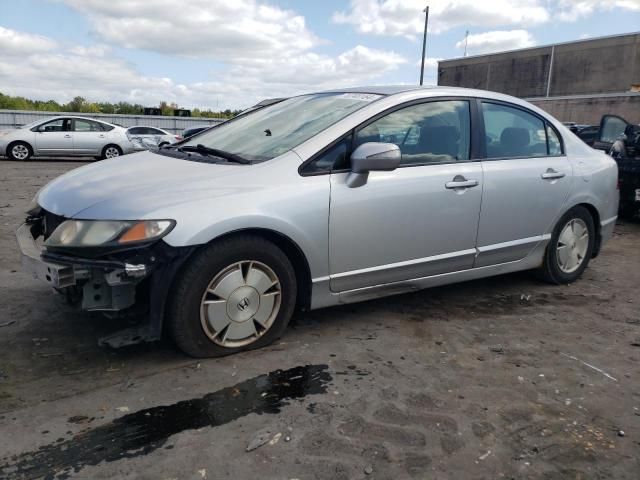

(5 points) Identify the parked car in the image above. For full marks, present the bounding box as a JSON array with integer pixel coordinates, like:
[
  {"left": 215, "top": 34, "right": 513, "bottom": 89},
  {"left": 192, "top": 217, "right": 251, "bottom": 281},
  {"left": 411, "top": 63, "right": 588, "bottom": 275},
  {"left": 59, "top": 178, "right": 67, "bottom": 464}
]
[
  {"left": 572, "top": 125, "right": 600, "bottom": 147},
  {"left": 182, "top": 125, "right": 210, "bottom": 139},
  {"left": 126, "top": 126, "right": 181, "bottom": 151},
  {"left": 592, "top": 114, "right": 640, "bottom": 218},
  {"left": 0, "top": 116, "right": 135, "bottom": 161},
  {"left": 17, "top": 86, "right": 619, "bottom": 357}
]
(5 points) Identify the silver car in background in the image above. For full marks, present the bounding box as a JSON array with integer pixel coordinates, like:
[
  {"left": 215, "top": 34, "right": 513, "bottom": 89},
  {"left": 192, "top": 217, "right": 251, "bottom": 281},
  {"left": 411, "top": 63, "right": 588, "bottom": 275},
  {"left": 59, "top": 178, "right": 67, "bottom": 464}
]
[
  {"left": 0, "top": 116, "right": 134, "bottom": 161},
  {"left": 126, "top": 126, "right": 182, "bottom": 151},
  {"left": 17, "top": 86, "right": 619, "bottom": 357}
]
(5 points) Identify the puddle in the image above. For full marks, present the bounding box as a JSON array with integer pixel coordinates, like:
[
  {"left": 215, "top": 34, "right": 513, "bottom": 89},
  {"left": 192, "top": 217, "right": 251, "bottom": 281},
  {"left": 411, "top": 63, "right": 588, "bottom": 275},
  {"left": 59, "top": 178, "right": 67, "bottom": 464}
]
[{"left": 0, "top": 364, "right": 330, "bottom": 480}]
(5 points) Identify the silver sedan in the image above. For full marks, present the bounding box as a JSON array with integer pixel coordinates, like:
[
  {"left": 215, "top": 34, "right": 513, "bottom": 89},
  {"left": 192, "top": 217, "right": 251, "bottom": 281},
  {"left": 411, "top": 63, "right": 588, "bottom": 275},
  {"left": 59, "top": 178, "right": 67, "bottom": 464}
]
[
  {"left": 0, "top": 116, "right": 135, "bottom": 161},
  {"left": 126, "top": 126, "right": 181, "bottom": 151},
  {"left": 18, "top": 86, "right": 618, "bottom": 357}
]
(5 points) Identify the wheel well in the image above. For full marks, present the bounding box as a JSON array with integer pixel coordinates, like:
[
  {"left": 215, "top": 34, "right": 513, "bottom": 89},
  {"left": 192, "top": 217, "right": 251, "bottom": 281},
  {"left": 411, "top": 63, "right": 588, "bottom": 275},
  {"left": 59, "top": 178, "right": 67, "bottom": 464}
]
[
  {"left": 103, "top": 144, "right": 123, "bottom": 154},
  {"left": 576, "top": 203, "right": 602, "bottom": 258},
  {"left": 7, "top": 140, "right": 33, "bottom": 154},
  {"left": 208, "top": 229, "right": 313, "bottom": 311}
]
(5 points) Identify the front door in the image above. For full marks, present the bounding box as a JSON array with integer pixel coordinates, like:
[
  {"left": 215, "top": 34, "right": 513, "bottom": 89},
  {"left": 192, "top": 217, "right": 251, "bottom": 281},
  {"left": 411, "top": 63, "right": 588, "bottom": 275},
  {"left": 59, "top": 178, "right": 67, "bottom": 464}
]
[
  {"left": 328, "top": 99, "right": 483, "bottom": 292},
  {"left": 34, "top": 118, "right": 73, "bottom": 155},
  {"left": 475, "top": 101, "right": 573, "bottom": 267}
]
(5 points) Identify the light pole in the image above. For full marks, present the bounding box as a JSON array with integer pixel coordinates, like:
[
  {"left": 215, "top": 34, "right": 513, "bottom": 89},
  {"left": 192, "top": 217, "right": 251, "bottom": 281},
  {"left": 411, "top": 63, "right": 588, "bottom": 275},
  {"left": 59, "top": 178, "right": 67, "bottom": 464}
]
[{"left": 419, "top": 5, "right": 429, "bottom": 85}]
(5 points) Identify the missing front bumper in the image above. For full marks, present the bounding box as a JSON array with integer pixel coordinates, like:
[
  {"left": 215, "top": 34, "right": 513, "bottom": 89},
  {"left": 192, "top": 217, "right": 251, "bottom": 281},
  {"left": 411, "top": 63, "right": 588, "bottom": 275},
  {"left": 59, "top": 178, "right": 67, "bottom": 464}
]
[{"left": 16, "top": 223, "right": 147, "bottom": 311}]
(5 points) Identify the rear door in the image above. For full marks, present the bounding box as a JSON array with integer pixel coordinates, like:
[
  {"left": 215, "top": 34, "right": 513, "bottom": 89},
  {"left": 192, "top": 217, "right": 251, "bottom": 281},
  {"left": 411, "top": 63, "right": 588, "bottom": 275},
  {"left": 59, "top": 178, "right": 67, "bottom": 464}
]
[
  {"left": 71, "top": 119, "right": 107, "bottom": 155},
  {"left": 475, "top": 100, "right": 572, "bottom": 267},
  {"left": 34, "top": 118, "right": 73, "bottom": 155}
]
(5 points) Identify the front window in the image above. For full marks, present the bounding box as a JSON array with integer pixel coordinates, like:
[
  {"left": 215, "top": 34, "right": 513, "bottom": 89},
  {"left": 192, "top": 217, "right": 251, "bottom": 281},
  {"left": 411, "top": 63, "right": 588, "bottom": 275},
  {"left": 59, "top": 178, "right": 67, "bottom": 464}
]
[
  {"left": 354, "top": 100, "right": 471, "bottom": 165},
  {"left": 183, "top": 93, "right": 382, "bottom": 162}
]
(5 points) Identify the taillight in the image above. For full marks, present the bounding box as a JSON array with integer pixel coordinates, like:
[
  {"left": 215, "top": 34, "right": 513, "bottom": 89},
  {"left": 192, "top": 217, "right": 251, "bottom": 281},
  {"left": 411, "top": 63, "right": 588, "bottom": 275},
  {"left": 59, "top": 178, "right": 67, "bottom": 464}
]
[{"left": 174, "top": 135, "right": 183, "bottom": 141}]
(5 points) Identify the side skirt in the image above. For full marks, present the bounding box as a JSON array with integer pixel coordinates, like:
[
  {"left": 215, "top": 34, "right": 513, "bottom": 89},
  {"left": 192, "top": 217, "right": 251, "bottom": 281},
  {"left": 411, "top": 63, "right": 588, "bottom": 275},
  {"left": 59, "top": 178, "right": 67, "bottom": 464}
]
[{"left": 309, "top": 240, "right": 548, "bottom": 310}]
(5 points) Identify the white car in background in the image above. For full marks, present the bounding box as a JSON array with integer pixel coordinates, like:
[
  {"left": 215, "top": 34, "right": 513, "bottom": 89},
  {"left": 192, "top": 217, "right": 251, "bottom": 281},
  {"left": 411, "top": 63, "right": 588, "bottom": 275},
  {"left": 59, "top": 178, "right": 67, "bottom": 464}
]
[
  {"left": 0, "top": 116, "right": 135, "bottom": 161},
  {"left": 126, "top": 126, "right": 182, "bottom": 151}
]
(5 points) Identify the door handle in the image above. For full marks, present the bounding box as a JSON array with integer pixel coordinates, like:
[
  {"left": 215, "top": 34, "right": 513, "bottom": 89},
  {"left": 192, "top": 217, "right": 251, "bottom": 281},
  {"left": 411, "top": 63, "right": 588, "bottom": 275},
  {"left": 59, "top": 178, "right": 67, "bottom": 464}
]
[
  {"left": 445, "top": 176, "right": 479, "bottom": 189},
  {"left": 64, "top": 134, "right": 71, "bottom": 138},
  {"left": 99, "top": 134, "right": 105, "bottom": 138},
  {"left": 541, "top": 168, "right": 565, "bottom": 180}
]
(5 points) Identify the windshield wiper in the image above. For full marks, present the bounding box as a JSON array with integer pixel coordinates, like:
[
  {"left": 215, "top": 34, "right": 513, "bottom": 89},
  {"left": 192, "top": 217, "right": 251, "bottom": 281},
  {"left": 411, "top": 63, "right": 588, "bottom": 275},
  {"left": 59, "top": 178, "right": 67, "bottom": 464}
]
[{"left": 177, "top": 144, "right": 251, "bottom": 164}]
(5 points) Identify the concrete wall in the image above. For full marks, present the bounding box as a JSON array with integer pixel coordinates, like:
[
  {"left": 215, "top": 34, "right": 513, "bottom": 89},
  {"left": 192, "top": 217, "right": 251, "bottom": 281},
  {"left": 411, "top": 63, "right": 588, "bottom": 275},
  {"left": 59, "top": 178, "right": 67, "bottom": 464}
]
[
  {"left": 529, "top": 94, "right": 640, "bottom": 125},
  {"left": 0, "top": 110, "right": 224, "bottom": 134},
  {"left": 438, "top": 32, "right": 640, "bottom": 125},
  {"left": 439, "top": 33, "right": 640, "bottom": 98}
]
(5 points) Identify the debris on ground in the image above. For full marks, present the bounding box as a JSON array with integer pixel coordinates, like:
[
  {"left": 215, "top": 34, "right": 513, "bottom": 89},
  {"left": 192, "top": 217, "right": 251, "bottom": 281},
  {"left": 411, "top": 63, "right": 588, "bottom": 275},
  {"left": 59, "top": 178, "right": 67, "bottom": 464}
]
[
  {"left": 268, "top": 432, "right": 282, "bottom": 446},
  {"left": 490, "top": 345, "right": 505, "bottom": 354},
  {"left": 560, "top": 353, "right": 618, "bottom": 381},
  {"left": 246, "top": 428, "right": 277, "bottom": 452},
  {"left": 364, "top": 465, "right": 373, "bottom": 475},
  {"left": 478, "top": 450, "right": 492, "bottom": 461},
  {"left": 0, "top": 320, "right": 16, "bottom": 328}
]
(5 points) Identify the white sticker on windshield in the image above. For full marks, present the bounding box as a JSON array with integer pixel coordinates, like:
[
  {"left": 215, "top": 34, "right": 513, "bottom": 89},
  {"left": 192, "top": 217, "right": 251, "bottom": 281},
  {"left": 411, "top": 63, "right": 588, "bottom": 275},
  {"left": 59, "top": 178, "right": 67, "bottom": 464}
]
[{"left": 338, "top": 93, "right": 382, "bottom": 101}]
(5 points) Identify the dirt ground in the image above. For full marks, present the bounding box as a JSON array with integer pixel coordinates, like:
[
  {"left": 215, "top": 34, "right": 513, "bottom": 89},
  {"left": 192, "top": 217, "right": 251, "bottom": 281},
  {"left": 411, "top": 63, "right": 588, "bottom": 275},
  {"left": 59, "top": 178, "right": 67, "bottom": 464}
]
[{"left": 0, "top": 159, "right": 639, "bottom": 480}]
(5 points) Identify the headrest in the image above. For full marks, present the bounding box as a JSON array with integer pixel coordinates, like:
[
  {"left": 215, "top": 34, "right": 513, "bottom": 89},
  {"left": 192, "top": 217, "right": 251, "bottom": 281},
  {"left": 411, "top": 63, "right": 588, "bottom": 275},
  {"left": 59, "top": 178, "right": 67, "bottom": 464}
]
[{"left": 500, "top": 127, "right": 529, "bottom": 149}]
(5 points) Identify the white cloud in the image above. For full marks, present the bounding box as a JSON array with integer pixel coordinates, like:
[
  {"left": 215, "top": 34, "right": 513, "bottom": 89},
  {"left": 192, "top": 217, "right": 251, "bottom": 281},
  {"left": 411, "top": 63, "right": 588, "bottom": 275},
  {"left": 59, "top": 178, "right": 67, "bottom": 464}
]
[
  {"left": 332, "top": 0, "right": 549, "bottom": 38},
  {"left": 60, "top": 0, "right": 318, "bottom": 60},
  {"left": 0, "top": 26, "right": 58, "bottom": 55},
  {"left": 0, "top": 28, "right": 406, "bottom": 110},
  {"left": 455, "top": 30, "right": 535, "bottom": 55},
  {"left": 0, "top": 0, "right": 404, "bottom": 108},
  {"left": 556, "top": 0, "right": 640, "bottom": 21}
]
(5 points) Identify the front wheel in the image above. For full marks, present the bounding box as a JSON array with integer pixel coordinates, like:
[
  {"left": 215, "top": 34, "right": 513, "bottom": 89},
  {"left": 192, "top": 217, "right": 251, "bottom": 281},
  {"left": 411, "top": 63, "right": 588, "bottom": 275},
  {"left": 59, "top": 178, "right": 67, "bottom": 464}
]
[
  {"left": 168, "top": 235, "right": 297, "bottom": 357},
  {"left": 7, "top": 141, "right": 33, "bottom": 161},
  {"left": 539, "top": 206, "right": 595, "bottom": 284}
]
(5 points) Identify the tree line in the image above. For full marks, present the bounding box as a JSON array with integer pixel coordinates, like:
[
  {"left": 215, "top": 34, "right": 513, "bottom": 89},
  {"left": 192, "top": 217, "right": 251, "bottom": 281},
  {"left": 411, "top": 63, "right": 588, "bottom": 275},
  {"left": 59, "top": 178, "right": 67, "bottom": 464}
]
[{"left": 0, "top": 93, "right": 242, "bottom": 118}]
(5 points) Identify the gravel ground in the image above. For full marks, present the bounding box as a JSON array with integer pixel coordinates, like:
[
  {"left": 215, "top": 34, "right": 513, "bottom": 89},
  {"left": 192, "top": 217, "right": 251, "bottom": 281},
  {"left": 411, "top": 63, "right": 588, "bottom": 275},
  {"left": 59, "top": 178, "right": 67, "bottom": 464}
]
[{"left": 0, "top": 159, "right": 639, "bottom": 480}]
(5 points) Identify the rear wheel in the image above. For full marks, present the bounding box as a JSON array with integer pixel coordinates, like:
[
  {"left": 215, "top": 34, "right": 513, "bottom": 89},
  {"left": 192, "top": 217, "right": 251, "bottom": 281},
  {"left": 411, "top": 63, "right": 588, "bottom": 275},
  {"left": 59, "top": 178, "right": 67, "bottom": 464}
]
[
  {"left": 539, "top": 206, "right": 595, "bottom": 284},
  {"left": 168, "top": 235, "right": 297, "bottom": 357},
  {"left": 101, "top": 144, "right": 122, "bottom": 159},
  {"left": 7, "top": 141, "right": 32, "bottom": 161}
]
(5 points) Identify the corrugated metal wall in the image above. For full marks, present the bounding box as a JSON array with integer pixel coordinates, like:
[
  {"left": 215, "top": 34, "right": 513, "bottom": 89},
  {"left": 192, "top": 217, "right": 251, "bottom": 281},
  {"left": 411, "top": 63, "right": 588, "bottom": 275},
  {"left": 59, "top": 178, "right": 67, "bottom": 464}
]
[{"left": 0, "top": 110, "right": 224, "bottom": 134}]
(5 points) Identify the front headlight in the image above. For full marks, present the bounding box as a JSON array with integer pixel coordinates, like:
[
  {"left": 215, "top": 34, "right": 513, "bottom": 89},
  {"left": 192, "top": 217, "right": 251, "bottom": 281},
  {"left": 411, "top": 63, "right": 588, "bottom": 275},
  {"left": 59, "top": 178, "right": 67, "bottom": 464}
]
[{"left": 45, "top": 219, "right": 175, "bottom": 247}]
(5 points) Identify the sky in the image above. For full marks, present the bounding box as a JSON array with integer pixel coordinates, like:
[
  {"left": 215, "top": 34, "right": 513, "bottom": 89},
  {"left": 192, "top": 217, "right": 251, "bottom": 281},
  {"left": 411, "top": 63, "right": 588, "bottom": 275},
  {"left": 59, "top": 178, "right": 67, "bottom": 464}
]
[{"left": 0, "top": 0, "right": 639, "bottom": 110}]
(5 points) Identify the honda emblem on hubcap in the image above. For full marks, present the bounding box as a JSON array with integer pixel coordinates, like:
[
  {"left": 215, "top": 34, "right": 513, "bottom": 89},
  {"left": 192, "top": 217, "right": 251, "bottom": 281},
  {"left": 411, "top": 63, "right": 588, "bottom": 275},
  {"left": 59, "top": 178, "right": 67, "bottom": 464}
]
[{"left": 237, "top": 297, "right": 250, "bottom": 311}]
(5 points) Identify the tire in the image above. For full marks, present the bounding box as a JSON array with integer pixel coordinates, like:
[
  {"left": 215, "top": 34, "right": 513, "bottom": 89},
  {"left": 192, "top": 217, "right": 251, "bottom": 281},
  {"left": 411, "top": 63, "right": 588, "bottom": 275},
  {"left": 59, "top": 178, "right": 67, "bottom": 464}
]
[
  {"left": 101, "top": 144, "right": 122, "bottom": 159},
  {"left": 7, "top": 141, "right": 33, "bottom": 161},
  {"left": 168, "top": 235, "right": 297, "bottom": 358},
  {"left": 539, "top": 206, "right": 595, "bottom": 284}
]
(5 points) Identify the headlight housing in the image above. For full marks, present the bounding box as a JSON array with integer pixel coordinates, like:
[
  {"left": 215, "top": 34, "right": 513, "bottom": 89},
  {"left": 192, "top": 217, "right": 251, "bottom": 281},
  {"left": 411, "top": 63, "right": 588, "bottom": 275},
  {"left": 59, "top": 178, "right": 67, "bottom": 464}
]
[{"left": 45, "top": 219, "right": 175, "bottom": 247}]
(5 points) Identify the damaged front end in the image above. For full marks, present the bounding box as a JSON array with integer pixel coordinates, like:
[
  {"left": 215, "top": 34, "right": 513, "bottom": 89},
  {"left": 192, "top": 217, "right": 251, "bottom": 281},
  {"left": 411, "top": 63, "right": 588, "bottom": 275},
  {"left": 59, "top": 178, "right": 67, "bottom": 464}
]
[{"left": 17, "top": 209, "right": 194, "bottom": 347}]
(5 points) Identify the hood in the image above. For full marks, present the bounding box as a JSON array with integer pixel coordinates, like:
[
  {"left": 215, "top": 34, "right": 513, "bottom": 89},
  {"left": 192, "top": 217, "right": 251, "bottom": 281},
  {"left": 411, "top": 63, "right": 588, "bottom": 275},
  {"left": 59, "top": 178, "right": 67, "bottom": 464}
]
[{"left": 37, "top": 150, "right": 289, "bottom": 219}]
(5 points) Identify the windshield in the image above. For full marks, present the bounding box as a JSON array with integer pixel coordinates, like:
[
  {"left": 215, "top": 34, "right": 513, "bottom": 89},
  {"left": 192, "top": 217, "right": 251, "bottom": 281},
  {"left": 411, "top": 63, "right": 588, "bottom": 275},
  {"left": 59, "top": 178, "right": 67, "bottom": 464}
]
[
  {"left": 18, "top": 119, "right": 49, "bottom": 129},
  {"left": 182, "top": 93, "right": 382, "bottom": 162}
]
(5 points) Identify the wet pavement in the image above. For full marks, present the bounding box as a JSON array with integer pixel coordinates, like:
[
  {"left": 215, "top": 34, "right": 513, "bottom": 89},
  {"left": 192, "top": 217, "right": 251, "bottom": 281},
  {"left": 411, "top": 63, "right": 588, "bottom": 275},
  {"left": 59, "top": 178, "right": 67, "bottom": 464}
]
[{"left": 0, "top": 160, "right": 639, "bottom": 479}]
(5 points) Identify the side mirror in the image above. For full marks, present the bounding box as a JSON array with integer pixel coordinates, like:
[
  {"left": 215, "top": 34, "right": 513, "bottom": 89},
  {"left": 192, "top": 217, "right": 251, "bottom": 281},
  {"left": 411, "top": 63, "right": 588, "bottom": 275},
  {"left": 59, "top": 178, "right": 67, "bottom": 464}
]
[{"left": 346, "top": 142, "right": 401, "bottom": 188}]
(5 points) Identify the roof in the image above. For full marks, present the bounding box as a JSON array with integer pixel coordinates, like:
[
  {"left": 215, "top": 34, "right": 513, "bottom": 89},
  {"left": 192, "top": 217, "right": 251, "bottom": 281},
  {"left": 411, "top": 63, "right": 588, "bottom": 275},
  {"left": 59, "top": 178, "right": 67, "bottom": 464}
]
[{"left": 317, "top": 85, "right": 434, "bottom": 96}]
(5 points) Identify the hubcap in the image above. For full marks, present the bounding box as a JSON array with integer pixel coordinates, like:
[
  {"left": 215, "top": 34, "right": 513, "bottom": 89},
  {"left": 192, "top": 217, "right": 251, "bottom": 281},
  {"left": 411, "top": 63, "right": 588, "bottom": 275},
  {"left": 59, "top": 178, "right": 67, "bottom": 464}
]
[
  {"left": 105, "top": 147, "right": 120, "bottom": 158},
  {"left": 556, "top": 218, "right": 589, "bottom": 274},
  {"left": 200, "top": 261, "right": 281, "bottom": 348},
  {"left": 12, "top": 145, "right": 29, "bottom": 160}
]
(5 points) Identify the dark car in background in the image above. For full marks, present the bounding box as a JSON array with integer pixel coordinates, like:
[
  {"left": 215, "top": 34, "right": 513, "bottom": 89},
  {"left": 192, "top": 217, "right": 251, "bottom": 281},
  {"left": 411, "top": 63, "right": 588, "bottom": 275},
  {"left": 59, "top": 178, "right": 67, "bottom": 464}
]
[{"left": 592, "top": 114, "right": 640, "bottom": 218}]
